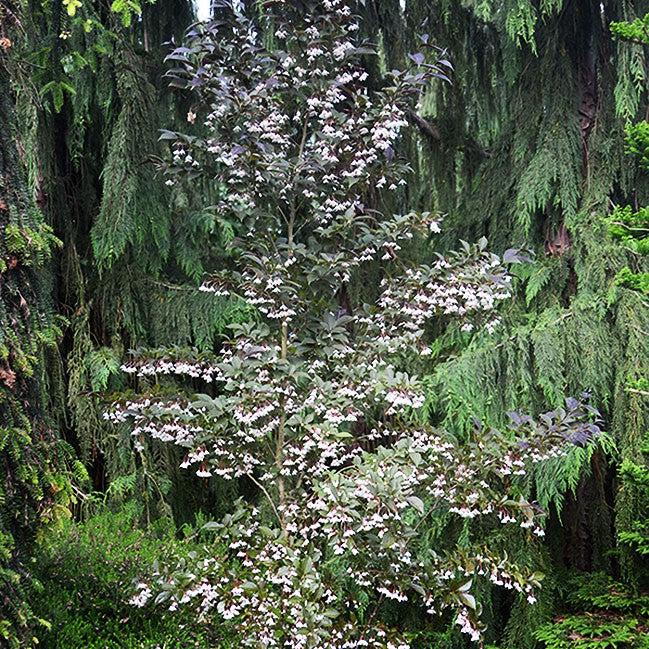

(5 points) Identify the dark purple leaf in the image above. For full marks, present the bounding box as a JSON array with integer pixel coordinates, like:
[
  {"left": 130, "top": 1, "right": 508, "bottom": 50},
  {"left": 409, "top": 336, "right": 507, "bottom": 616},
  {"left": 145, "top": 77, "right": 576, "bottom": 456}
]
[
  {"left": 432, "top": 72, "right": 452, "bottom": 84},
  {"left": 565, "top": 396, "right": 579, "bottom": 411},
  {"left": 503, "top": 247, "right": 534, "bottom": 264}
]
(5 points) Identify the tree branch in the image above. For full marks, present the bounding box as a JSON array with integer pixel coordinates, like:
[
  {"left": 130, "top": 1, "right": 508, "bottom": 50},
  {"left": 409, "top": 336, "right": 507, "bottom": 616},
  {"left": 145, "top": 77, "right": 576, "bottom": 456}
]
[{"left": 406, "top": 109, "right": 441, "bottom": 144}]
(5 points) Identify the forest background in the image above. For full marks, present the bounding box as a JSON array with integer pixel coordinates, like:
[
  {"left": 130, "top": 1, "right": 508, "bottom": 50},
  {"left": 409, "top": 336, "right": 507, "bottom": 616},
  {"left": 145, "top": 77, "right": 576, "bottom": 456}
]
[{"left": 0, "top": 0, "right": 648, "bottom": 647}]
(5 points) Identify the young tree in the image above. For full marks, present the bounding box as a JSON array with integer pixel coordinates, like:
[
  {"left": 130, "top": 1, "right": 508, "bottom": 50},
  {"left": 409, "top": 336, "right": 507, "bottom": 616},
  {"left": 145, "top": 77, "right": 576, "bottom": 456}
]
[{"left": 112, "top": 1, "right": 602, "bottom": 645}]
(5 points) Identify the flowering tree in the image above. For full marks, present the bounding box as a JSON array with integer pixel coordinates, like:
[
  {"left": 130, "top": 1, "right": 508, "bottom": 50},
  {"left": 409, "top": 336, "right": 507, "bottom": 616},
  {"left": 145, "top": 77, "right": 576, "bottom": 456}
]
[{"left": 110, "top": 1, "right": 602, "bottom": 646}]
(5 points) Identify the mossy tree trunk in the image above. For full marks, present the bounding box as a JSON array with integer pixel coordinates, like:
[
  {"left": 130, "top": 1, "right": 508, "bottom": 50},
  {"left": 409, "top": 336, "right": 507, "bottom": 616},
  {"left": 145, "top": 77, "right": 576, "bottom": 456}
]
[{"left": 0, "top": 10, "right": 70, "bottom": 645}]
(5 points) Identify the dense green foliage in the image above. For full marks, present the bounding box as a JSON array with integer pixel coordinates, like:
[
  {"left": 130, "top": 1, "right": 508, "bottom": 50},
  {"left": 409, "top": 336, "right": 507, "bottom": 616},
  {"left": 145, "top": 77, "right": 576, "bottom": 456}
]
[
  {"left": 31, "top": 502, "right": 227, "bottom": 648},
  {"left": 0, "top": 7, "right": 75, "bottom": 645},
  {"left": 17, "top": 0, "right": 246, "bottom": 501},
  {"left": 0, "top": 0, "right": 647, "bottom": 646},
  {"left": 534, "top": 573, "right": 649, "bottom": 648}
]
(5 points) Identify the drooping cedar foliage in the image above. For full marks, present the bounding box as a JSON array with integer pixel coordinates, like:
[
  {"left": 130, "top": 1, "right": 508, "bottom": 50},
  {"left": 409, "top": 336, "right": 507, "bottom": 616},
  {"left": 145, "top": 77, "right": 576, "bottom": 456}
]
[
  {"left": 14, "top": 0, "right": 246, "bottom": 521},
  {"left": 530, "top": 15, "right": 649, "bottom": 648},
  {"left": 359, "top": 1, "right": 649, "bottom": 646}
]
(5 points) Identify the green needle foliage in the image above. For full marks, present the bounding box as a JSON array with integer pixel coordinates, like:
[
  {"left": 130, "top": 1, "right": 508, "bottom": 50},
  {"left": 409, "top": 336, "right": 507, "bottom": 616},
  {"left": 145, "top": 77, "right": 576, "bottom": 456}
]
[
  {"left": 12, "top": 0, "right": 248, "bottom": 515},
  {"left": 532, "top": 17, "right": 649, "bottom": 649}
]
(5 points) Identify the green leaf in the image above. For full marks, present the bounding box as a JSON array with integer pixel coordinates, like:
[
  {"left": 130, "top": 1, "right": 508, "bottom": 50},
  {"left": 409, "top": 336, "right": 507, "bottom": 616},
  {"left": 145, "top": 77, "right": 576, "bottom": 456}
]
[
  {"left": 459, "top": 592, "right": 477, "bottom": 610},
  {"left": 406, "top": 495, "right": 425, "bottom": 514}
]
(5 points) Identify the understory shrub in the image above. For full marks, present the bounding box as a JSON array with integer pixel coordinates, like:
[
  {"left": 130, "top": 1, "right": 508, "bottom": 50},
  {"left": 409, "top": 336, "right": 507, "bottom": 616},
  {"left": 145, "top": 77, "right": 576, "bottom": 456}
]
[
  {"left": 534, "top": 572, "right": 649, "bottom": 649},
  {"left": 30, "top": 502, "right": 230, "bottom": 648}
]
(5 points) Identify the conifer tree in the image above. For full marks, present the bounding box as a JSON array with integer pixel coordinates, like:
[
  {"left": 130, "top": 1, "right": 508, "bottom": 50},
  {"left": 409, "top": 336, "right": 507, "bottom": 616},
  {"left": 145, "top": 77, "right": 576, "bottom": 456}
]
[
  {"left": 359, "top": 0, "right": 649, "bottom": 644},
  {"left": 532, "top": 16, "right": 649, "bottom": 649},
  {"left": 16, "top": 0, "right": 244, "bottom": 516}
]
